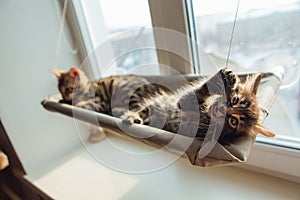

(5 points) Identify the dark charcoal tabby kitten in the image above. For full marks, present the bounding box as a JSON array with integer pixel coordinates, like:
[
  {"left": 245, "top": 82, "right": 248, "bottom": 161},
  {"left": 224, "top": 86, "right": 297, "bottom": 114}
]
[
  {"left": 51, "top": 67, "right": 160, "bottom": 142},
  {"left": 52, "top": 67, "right": 275, "bottom": 142},
  {"left": 51, "top": 67, "right": 159, "bottom": 113}
]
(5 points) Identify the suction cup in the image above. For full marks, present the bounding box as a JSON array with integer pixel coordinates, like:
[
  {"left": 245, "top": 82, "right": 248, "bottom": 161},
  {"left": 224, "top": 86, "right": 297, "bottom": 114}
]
[{"left": 260, "top": 53, "right": 300, "bottom": 89}]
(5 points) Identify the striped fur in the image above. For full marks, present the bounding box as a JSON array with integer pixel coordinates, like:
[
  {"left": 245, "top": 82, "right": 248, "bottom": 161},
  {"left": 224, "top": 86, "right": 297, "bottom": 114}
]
[
  {"left": 52, "top": 67, "right": 160, "bottom": 117},
  {"left": 52, "top": 67, "right": 275, "bottom": 142},
  {"left": 122, "top": 68, "right": 275, "bottom": 141}
]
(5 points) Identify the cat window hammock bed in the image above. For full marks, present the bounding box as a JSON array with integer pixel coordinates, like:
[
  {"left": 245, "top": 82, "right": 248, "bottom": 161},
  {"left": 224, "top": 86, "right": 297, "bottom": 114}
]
[{"left": 42, "top": 72, "right": 281, "bottom": 167}]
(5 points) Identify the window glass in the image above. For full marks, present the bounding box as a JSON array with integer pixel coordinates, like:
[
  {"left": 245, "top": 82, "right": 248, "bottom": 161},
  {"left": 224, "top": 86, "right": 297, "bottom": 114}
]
[
  {"left": 191, "top": 0, "right": 300, "bottom": 144},
  {"left": 79, "top": 0, "right": 159, "bottom": 75}
]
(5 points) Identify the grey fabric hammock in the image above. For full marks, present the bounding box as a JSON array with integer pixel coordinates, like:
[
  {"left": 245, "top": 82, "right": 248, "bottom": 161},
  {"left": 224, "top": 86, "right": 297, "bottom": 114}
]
[{"left": 41, "top": 72, "right": 281, "bottom": 167}]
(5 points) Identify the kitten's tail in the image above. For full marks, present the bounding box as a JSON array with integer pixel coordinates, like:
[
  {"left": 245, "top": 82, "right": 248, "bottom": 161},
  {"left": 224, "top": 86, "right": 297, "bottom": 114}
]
[{"left": 254, "top": 124, "right": 276, "bottom": 137}]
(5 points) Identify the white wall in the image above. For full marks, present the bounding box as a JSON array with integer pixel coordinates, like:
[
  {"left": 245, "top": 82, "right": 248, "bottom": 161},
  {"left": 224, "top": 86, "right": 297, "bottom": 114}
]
[{"left": 0, "top": 0, "right": 82, "bottom": 178}]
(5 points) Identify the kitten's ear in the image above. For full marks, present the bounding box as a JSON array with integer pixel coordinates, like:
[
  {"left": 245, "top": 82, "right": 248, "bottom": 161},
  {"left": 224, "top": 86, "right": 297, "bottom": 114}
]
[
  {"left": 70, "top": 67, "right": 80, "bottom": 78},
  {"left": 50, "top": 69, "right": 64, "bottom": 79},
  {"left": 254, "top": 123, "right": 276, "bottom": 137},
  {"left": 251, "top": 74, "right": 262, "bottom": 95}
]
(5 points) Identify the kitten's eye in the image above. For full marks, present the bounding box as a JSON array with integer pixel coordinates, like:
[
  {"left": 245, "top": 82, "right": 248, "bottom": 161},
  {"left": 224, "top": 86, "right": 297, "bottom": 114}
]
[
  {"left": 65, "top": 87, "right": 73, "bottom": 93},
  {"left": 231, "top": 96, "right": 239, "bottom": 105},
  {"left": 141, "top": 109, "right": 148, "bottom": 114},
  {"left": 228, "top": 116, "right": 239, "bottom": 128}
]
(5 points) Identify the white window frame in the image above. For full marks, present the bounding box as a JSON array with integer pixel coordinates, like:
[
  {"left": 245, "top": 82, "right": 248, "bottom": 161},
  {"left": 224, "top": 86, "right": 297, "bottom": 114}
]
[{"left": 67, "top": 0, "right": 300, "bottom": 183}]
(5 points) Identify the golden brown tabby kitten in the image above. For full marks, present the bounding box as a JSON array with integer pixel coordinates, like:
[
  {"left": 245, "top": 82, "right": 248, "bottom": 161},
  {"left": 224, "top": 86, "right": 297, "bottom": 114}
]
[
  {"left": 122, "top": 68, "right": 275, "bottom": 141},
  {"left": 52, "top": 67, "right": 275, "bottom": 143}
]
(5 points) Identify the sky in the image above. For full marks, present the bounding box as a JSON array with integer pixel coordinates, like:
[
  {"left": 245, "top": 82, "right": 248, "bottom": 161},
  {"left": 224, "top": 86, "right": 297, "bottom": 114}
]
[
  {"left": 96, "top": 0, "right": 299, "bottom": 30},
  {"left": 99, "top": 0, "right": 152, "bottom": 29}
]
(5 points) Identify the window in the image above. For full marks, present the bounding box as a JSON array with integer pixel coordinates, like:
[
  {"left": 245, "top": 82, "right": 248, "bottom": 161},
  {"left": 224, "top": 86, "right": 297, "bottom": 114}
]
[
  {"left": 70, "top": 0, "right": 300, "bottom": 182},
  {"left": 72, "top": 0, "right": 160, "bottom": 77}
]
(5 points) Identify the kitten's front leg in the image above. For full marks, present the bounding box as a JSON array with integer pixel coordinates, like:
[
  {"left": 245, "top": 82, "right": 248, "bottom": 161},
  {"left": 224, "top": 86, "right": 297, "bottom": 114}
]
[
  {"left": 196, "top": 68, "right": 237, "bottom": 99},
  {"left": 221, "top": 68, "right": 238, "bottom": 98},
  {"left": 112, "top": 106, "right": 144, "bottom": 124},
  {"left": 208, "top": 68, "right": 237, "bottom": 96},
  {"left": 121, "top": 110, "right": 145, "bottom": 125}
]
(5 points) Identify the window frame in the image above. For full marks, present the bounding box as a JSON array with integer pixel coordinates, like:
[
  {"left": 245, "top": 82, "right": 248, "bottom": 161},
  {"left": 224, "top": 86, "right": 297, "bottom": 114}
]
[
  {"left": 67, "top": 0, "right": 300, "bottom": 183},
  {"left": 71, "top": 0, "right": 107, "bottom": 77},
  {"left": 148, "top": 0, "right": 195, "bottom": 74}
]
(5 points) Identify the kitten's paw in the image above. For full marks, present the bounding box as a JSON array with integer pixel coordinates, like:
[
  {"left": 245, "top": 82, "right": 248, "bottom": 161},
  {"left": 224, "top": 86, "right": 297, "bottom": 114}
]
[
  {"left": 219, "top": 68, "right": 237, "bottom": 93},
  {"left": 219, "top": 68, "right": 237, "bottom": 86},
  {"left": 121, "top": 111, "right": 143, "bottom": 125}
]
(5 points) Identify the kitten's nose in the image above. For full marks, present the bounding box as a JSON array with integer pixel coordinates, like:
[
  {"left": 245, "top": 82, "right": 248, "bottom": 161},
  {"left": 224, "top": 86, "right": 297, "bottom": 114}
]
[{"left": 134, "top": 119, "right": 141, "bottom": 124}]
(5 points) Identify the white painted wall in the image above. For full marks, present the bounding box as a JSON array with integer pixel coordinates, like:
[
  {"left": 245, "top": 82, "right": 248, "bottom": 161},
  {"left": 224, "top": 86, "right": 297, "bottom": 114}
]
[{"left": 0, "top": 0, "right": 82, "bottom": 178}]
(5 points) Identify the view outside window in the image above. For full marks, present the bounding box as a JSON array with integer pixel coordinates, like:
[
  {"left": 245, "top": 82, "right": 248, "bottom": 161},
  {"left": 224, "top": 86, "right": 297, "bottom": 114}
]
[
  {"left": 192, "top": 0, "right": 300, "bottom": 141},
  {"left": 80, "top": 0, "right": 159, "bottom": 75}
]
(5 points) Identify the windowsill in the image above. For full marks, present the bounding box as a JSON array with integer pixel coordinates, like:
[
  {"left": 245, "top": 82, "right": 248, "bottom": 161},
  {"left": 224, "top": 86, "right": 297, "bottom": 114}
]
[
  {"left": 31, "top": 135, "right": 300, "bottom": 200},
  {"left": 264, "top": 97, "right": 299, "bottom": 138}
]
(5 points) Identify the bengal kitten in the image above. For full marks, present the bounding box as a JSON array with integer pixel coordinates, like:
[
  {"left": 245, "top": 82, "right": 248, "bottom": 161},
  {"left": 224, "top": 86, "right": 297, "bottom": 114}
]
[
  {"left": 122, "top": 68, "right": 275, "bottom": 142},
  {"left": 52, "top": 67, "right": 275, "bottom": 143},
  {"left": 51, "top": 67, "right": 160, "bottom": 142}
]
